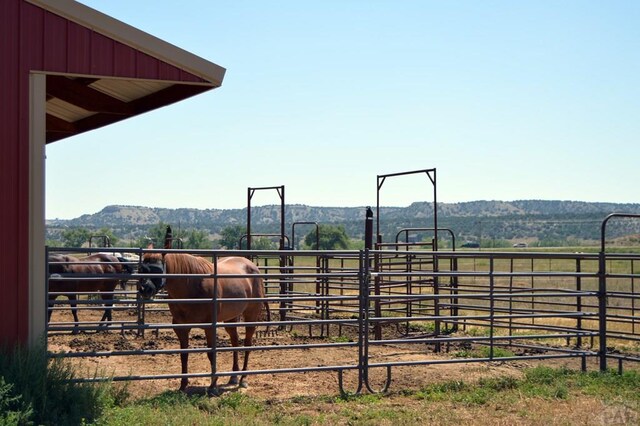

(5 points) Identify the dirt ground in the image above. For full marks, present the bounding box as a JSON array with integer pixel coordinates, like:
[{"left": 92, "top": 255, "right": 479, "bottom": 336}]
[{"left": 46, "top": 304, "right": 605, "bottom": 401}]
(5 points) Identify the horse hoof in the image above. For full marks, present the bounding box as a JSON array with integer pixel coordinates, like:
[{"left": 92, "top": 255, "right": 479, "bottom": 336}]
[
  {"left": 208, "top": 386, "right": 221, "bottom": 397},
  {"left": 239, "top": 381, "right": 248, "bottom": 389},
  {"left": 228, "top": 377, "right": 239, "bottom": 385}
]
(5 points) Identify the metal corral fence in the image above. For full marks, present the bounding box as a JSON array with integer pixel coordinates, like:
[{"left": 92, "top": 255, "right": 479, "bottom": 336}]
[{"left": 45, "top": 239, "right": 640, "bottom": 394}]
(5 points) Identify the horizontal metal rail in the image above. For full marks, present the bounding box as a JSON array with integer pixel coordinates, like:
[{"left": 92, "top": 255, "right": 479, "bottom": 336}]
[{"left": 45, "top": 246, "right": 640, "bottom": 393}]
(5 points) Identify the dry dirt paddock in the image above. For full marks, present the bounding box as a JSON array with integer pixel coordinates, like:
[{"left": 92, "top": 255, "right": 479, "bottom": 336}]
[{"left": 47, "top": 305, "right": 606, "bottom": 401}]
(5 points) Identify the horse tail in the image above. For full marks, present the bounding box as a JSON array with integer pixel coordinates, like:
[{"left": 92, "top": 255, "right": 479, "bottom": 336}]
[
  {"left": 252, "top": 274, "right": 271, "bottom": 334},
  {"left": 246, "top": 260, "right": 271, "bottom": 334},
  {"left": 262, "top": 299, "right": 271, "bottom": 334}
]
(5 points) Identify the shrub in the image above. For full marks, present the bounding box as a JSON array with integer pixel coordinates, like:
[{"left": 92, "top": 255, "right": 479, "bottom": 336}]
[{"left": 0, "top": 340, "right": 123, "bottom": 425}]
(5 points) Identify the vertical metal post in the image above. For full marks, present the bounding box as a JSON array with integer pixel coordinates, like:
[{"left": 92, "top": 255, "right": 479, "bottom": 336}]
[
  {"left": 212, "top": 255, "right": 219, "bottom": 384},
  {"left": 632, "top": 260, "right": 636, "bottom": 335},
  {"left": 365, "top": 207, "right": 373, "bottom": 251},
  {"left": 433, "top": 252, "right": 441, "bottom": 353},
  {"left": 277, "top": 186, "right": 287, "bottom": 322},
  {"left": 360, "top": 249, "right": 371, "bottom": 393},
  {"left": 246, "top": 188, "right": 252, "bottom": 251},
  {"left": 508, "top": 258, "right": 514, "bottom": 341},
  {"left": 489, "top": 256, "right": 495, "bottom": 359},
  {"left": 321, "top": 255, "right": 329, "bottom": 337},
  {"left": 44, "top": 246, "right": 50, "bottom": 345},
  {"left": 598, "top": 250, "right": 607, "bottom": 371},
  {"left": 530, "top": 258, "right": 535, "bottom": 325},
  {"left": 450, "top": 253, "right": 459, "bottom": 333},
  {"left": 576, "top": 258, "right": 583, "bottom": 348},
  {"left": 279, "top": 186, "right": 285, "bottom": 250},
  {"left": 428, "top": 169, "right": 438, "bottom": 251}
]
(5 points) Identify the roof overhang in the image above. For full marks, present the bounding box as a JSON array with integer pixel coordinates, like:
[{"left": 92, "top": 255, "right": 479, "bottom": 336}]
[
  {"left": 27, "top": 0, "right": 226, "bottom": 143},
  {"left": 43, "top": 74, "right": 215, "bottom": 143}
]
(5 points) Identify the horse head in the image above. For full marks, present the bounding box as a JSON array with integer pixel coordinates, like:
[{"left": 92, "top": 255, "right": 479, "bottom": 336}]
[
  {"left": 116, "top": 256, "right": 135, "bottom": 274},
  {"left": 48, "top": 254, "right": 77, "bottom": 275},
  {"left": 139, "top": 225, "right": 174, "bottom": 299},
  {"left": 138, "top": 243, "right": 167, "bottom": 300}
]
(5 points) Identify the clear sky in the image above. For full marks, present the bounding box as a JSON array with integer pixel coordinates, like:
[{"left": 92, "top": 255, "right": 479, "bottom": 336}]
[{"left": 46, "top": 1, "right": 640, "bottom": 220}]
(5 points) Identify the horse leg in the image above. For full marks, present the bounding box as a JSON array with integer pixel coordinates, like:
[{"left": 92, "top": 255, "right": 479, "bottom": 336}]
[
  {"left": 204, "top": 327, "right": 221, "bottom": 396},
  {"left": 69, "top": 295, "right": 80, "bottom": 334},
  {"left": 174, "top": 327, "right": 191, "bottom": 392},
  {"left": 47, "top": 295, "right": 55, "bottom": 323},
  {"left": 98, "top": 291, "right": 114, "bottom": 325},
  {"left": 238, "top": 326, "right": 257, "bottom": 388},
  {"left": 224, "top": 324, "right": 241, "bottom": 385}
]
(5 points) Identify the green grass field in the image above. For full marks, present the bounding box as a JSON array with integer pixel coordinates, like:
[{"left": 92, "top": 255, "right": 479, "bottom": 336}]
[{"left": 45, "top": 367, "right": 640, "bottom": 425}]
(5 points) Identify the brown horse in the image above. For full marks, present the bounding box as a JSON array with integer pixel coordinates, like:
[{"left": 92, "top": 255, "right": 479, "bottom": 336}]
[
  {"left": 138, "top": 227, "right": 268, "bottom": 395},
  {"left": 48, "top": 252, "right": 132, "bottom": 332}
]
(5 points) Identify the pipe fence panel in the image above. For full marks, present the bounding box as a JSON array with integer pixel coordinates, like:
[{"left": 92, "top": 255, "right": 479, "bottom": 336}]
[{"left": 45, "top": 247, "right": 640, "bottom": 393}]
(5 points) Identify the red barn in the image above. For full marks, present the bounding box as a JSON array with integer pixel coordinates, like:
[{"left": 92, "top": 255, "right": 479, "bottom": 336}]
[{"left": 0, "top": 0, "right": 226, "bottom": 346}]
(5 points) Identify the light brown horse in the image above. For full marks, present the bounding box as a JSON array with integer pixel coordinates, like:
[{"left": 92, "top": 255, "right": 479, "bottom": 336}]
[
  {"left": 138, "top": 227, "right": 268, "bottom": 395},
  {"left": 48, "top": 252, "right": 131, "bottom": 332}
]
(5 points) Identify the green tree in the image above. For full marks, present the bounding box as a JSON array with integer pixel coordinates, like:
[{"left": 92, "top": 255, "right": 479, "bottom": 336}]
[
  {"left": 304, "top": 224, "right": 349, "bottom": 250},
  {"left": 89, "top": 227, "right": 119, "bottom": 247},
  {"left": 184, "top": 229, "right": 210, "bottom": 249},
  {"left": 61, "top": 228, "right": 91, "bottom": 248},
  {"left": 136, "top": 221, "right": 170, "bottom": 248},
  {"left": 251, "top": 237, "right": 278, "bottom": 250},
  {"left": 217, "top": 225, "right": 246, "bottom": 249},
  {"left": 46, "top": 237, "right": 63, "bottom": 247}
]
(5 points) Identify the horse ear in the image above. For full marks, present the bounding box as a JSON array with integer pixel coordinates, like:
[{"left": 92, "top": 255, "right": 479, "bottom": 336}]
[
  {"left": 146, "top": 243, "right": 154, "bottom": 249},
  {"left": 164, "top": 225, "right": 173, "bottom": 249}
]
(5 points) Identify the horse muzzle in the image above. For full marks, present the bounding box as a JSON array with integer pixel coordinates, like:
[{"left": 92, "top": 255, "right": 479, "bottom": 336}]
[
  {"left": 138, "top": 260, "right": 166, "bottom": 299},
  {"left": 138, "top": 279, "right": 159, "bottom": 300}
]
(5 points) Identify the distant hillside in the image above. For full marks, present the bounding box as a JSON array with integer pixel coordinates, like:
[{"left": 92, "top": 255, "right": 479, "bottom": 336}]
[{"left": 46, "top": 200, "right": 640, "bottom": 246}]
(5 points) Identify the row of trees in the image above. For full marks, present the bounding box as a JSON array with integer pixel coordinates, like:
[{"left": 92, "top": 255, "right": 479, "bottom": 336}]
[{"left": 49, "top": 223, "right": 353, "bottom": 251}]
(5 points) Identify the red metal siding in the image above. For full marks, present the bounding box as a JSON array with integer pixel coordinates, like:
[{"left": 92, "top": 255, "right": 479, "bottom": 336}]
[
  {"left": 91, "top": 32, "right": 114, "bottom": 75},
  {"left": 43, "top": 7, "right": 206, "bottom": 82},
  {"left": 113, "top": 43, "right": 137, "bottom": 76},
  {"left": 0, "top": 0, "right": 211, "bottom": 345},
  {"left": 43, "top": 12, "right": 68, "bottom": 73},
  {"left": 67, "top": 23, "right": 92, "bottom": 72},
  {"left": 0, "top": 0, "right": 22, "bottom": 346}
]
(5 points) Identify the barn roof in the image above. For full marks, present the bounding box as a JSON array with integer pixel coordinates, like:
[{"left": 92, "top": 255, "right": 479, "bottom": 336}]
[{"left": 27, "top": 0, "right": 226, "bottom": 143}]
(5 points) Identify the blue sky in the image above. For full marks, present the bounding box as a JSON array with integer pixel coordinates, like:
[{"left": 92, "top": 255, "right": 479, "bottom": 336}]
[{"left": 46, "top": 1, "right": 640, "bottom": 219}]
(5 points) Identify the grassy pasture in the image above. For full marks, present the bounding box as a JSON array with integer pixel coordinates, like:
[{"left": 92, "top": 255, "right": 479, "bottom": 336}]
[{"left": 80, "top": 367, "right": 640, "bottom": 425}]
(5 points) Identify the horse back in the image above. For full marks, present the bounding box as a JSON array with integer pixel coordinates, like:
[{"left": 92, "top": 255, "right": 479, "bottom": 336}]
[
  {"left": 165, "top": 255, "right": 264, "bottom": 324},
  {"left": 54, "top": 253, "right": 123, "bottom": 292},
  {"left": 216, "top": 256, "right": 264, "bottom": 299}
]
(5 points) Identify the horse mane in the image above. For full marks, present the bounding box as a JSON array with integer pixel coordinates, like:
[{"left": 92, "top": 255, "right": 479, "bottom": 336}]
[{"left": 165, "top": 253, "right": 213, "bottom": 275}]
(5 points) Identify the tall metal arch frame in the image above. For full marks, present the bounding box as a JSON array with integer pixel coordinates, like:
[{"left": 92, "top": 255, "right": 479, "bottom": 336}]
[
  {"left": 376, "top": 168, "right": 438, "bottom": 247},
  {"left": 246, "top": 185, "right": 285, "bottom": 250}
]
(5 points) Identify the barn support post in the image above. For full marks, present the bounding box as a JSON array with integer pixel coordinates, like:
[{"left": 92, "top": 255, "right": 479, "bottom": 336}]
[{"left": 29, "top": 72, "right": 47, "bottom": 346}]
